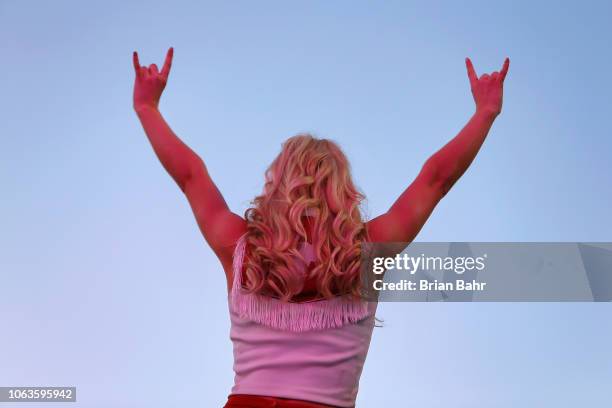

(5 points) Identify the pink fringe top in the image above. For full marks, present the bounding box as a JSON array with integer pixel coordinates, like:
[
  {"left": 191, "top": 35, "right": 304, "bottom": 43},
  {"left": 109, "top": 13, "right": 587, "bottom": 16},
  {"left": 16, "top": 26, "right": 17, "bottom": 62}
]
[{"left": 227, "top": 234, "right": 378, "bottom": 407}]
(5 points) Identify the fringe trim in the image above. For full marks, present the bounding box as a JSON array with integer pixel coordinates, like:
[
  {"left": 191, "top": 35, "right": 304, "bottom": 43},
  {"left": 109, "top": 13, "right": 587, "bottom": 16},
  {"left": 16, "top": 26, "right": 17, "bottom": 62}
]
[{"left": 229, "top": 234, "right": 372, "bottom": 332}]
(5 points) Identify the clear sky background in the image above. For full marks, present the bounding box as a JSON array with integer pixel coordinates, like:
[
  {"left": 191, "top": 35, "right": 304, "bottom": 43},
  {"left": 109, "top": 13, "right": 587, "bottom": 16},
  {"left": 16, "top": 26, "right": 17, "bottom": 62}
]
[{"left": 1, "top": 1, "right": 611, "bottom": 407}]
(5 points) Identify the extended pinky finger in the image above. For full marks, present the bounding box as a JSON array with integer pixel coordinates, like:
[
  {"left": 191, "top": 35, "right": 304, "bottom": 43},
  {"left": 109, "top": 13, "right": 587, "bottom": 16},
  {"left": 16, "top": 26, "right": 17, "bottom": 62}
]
[
  {"left": 133, "top": 51, "right": 141, "bottom": 74},
  {"left": 500, "top": 57, "right": 510, "bottom": 81}
]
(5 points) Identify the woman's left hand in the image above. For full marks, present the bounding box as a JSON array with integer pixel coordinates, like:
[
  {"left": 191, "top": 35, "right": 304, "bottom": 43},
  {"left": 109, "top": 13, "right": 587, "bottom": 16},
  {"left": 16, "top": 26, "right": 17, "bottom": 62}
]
[{"left": 132, "top": 47, "right": 173, "bottom": 112}]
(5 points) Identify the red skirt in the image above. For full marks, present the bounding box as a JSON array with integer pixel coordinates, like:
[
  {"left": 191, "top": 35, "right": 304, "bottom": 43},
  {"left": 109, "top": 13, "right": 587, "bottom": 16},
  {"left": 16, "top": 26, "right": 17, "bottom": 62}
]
[{"left": 223, "top": 394, "right": 342, "bottom": 408}]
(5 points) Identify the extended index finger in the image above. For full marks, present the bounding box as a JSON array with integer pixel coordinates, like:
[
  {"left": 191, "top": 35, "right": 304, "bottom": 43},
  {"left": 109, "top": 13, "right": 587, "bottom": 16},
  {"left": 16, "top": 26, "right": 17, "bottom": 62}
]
[
  {"left": 500, "top": 57, "right": 510, "bottom": 81},
  {"left": 161, "top": 47, "right": 174, "bottom": 78},
  {"left": 465, "top": 57, "right": 478, "bottom": 86}
]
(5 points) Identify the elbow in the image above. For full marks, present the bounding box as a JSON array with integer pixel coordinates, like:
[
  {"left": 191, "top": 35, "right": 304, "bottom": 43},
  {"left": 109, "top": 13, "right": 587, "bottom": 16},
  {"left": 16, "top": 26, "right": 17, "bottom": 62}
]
[
  {"left": 177, "top": 157, "right": 205, "bottom": 193},
  {"left": 177, "top": 176, "right": 191, "bottom": 194},
  {"left": 422, "top": 158, "right": 456, "bottom": 197}
]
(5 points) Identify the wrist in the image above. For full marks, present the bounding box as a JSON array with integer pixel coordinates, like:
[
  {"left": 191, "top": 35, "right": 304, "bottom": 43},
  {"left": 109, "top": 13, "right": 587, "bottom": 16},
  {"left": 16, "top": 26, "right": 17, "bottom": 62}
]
[
  {"left": 475, "top": 107, "right": 499, "bottom": 122},
  {"left": 134, "top": 103, "right": 159, "bottom": 116}
]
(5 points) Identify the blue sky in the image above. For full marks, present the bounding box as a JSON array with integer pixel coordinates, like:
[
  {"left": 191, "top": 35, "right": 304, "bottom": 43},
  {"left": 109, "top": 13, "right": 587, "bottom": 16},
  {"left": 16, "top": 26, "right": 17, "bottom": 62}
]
[{"left": 1, "top": 1, "right": 611, "bottom": 407}]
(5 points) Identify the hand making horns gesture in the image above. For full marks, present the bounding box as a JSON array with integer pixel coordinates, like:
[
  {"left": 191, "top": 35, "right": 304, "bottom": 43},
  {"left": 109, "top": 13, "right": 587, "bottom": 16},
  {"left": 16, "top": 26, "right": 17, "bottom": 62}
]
[
  {"left": 132, "top": 47, "right": 174, "bottom": 111},
  {"left": 465, "top": 57, "right": 510, "bottom": 117}
]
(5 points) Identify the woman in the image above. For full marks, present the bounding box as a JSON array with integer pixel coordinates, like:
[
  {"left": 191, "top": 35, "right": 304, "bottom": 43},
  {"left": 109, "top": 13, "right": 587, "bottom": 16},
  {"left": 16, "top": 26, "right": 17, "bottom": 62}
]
[{"left": 132, "top": 48, "right": 509, "bottom": 407}]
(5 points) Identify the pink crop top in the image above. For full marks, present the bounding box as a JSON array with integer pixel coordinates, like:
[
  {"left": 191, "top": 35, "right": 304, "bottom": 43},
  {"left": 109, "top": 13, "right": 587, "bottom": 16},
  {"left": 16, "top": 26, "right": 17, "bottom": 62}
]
[{"left": 227, "top": 235, "right": 378, "bottom": 407}]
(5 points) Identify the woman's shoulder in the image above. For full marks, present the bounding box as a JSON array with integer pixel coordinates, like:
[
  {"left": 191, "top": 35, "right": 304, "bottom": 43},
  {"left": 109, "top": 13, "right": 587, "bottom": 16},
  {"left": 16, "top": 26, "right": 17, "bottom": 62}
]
[{"left": 215, "top": 223, "right": 248, "bottom": 291}]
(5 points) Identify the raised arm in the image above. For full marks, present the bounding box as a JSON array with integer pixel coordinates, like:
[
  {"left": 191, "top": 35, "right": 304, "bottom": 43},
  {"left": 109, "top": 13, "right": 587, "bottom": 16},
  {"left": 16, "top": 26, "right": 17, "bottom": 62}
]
[
  {"left": 132, "top": 48, "right": 245, "bottom": 269},
  {"left": 367, "top": 57, "right": 510, "bottom": 243}
]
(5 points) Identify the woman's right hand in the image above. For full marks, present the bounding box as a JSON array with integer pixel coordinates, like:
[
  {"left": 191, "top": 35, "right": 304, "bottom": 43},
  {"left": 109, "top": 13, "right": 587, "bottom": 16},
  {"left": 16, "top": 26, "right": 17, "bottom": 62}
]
[
  {"left": 465, "top": 57, "right": 510, "bottom": 118},
  {"left": 132, "top": 47, "right": 173, "bottom": 112}
]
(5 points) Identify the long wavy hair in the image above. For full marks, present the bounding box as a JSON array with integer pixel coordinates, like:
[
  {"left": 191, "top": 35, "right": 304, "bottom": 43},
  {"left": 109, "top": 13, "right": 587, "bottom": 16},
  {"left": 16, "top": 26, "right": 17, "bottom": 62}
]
[{"left": 243, "top": 133, "right": 369, "bottom": 301}]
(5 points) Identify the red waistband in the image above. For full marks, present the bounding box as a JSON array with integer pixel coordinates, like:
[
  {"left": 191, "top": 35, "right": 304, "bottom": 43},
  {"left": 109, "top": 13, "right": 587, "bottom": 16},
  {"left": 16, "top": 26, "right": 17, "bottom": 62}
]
[{"left": 224, "top": 394, "right": 343, "bottom": 408}]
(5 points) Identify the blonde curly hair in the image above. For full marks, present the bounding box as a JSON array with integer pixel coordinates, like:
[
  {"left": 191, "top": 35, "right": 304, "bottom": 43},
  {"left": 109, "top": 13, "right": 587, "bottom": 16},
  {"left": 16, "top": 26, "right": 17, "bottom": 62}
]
[{"left": 243, "top": 133, "right": 368, "bottom": 301}]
